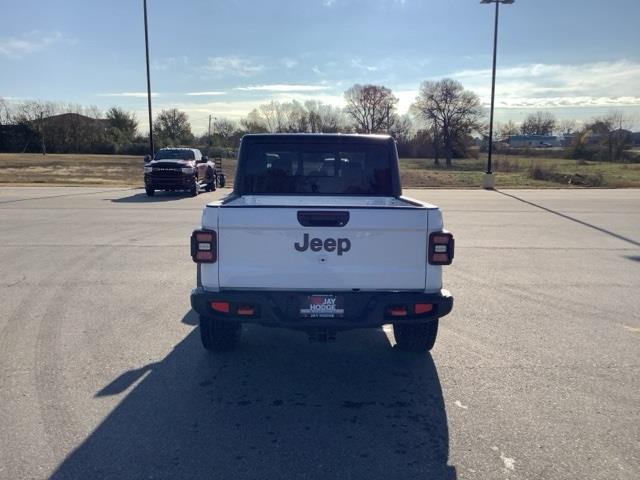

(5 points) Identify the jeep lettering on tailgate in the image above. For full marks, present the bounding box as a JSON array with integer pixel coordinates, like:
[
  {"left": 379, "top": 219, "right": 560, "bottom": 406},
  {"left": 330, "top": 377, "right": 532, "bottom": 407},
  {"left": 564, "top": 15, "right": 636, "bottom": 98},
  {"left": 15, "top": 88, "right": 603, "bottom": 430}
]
[{"left": 294, "top": 233, "right": 351, "bottom": 255}]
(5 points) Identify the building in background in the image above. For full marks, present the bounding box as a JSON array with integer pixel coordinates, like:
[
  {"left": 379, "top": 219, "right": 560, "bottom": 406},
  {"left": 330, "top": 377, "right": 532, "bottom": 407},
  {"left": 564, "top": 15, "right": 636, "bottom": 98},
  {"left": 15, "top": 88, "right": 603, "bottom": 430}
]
[{"left": 508, "top": 135, "right": 563, "bottom": 148}]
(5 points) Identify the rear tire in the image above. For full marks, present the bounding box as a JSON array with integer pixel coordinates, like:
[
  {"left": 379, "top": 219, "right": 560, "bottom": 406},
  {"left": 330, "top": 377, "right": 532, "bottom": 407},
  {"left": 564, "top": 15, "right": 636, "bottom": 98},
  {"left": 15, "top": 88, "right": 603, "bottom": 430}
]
[
  {"left": 393, "top": 320, "right": 439, "bottom": 352},
  {"left": 145, "top": 186, "right": 155, "bottom": 197},
  {"left": 200, "top": 315, "right": 241, "bottom": 351},
  {"left": 208, "top": 167, "right": 217, "bottom": 192}
]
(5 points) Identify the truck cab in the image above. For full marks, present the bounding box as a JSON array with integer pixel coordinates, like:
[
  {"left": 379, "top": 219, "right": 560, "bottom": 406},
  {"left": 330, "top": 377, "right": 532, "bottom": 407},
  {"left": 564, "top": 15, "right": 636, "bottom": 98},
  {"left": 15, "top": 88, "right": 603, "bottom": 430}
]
[{"left": 190, "top": 134, "right": 454, "bottom": 352}]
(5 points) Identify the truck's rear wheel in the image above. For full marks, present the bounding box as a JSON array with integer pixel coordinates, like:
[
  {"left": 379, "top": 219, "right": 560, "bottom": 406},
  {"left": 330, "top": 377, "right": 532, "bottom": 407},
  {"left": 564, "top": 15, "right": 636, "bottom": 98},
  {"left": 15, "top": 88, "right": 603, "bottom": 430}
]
[
  {"left": 205, "top": 167, "right": 216, "bottom": 192},
  {"left": 199, "top": 315, "right": 241, "bottom": 351},
  {"left": 393, "top": 320, "right": 439, "bottom": 352}
]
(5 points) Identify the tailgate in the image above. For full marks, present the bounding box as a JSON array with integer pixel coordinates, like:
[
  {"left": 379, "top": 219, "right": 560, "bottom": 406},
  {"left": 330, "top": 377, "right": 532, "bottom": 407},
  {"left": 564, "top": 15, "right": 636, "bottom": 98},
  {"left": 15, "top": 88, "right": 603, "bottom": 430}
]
[{"left": 217, "top": 206, "right": 428, "bottom": 291}]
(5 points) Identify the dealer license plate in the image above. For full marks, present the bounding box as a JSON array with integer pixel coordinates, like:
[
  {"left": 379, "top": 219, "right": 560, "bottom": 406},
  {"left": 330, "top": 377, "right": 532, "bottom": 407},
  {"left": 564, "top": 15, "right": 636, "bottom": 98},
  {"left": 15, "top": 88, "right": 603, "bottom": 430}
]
[{"left": 300, "top": 295, "right": 344, "bottom": 318}]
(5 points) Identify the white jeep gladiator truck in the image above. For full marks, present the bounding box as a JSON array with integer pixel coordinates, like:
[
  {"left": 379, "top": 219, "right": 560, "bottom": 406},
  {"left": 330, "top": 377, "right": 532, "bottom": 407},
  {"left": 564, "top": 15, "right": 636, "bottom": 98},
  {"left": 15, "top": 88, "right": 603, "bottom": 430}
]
[{"left": 190, "top": 134, "right": 454, "bottom": 352}]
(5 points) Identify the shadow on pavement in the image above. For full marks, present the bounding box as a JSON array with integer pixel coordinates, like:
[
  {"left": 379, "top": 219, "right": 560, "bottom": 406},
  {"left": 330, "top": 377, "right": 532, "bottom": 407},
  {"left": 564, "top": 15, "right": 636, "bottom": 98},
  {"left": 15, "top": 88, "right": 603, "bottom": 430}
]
[
  {"left": 181, "top": 309, "right": 199, "bottom": 325},
  {"left": 51, "top": 311, "right": 455, "bottom": 479},
  {"left": 496, "top": 189, "right": 640, "bottom": 247},
  {"left": 110, "top": 191, "right": 196, "bottom": 203},
  {"left": 0, "top": 188, "right": 136, "bottom": 205}
]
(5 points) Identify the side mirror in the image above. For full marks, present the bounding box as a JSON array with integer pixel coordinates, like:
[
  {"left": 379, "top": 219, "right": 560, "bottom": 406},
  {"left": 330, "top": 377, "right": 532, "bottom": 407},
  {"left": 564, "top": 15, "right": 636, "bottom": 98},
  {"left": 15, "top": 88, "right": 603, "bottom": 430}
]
[
  {"left": 144, "top": 154, "right": 151, "bottom": 163},
  {"left": 201, "top": 155, "right": 209, "bottom": 162}
]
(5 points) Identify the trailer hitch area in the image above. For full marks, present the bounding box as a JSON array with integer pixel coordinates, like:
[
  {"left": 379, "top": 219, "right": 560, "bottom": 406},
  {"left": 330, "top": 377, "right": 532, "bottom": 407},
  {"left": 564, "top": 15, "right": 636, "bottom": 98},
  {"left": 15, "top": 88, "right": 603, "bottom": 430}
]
[{"left": 308, "top": 330, "right": 336, "bottom": 343}]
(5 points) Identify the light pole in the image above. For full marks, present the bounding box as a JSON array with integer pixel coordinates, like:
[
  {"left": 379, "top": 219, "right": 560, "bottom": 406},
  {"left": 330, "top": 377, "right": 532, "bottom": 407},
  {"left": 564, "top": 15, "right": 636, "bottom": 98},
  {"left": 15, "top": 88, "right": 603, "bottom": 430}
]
[
  {"left": 481, "top": 0, "right": 514, "bottom": 189},
  {"left": 143, "top": 0, "right": 154, "bottom": 157},
  {"left": 208, "top": 114, "right": 213, "bottom": 146}
]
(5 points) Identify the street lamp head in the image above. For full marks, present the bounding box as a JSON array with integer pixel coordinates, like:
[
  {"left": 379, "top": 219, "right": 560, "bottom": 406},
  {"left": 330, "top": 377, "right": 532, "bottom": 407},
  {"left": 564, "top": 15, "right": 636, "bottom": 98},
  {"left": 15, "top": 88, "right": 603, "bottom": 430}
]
[{"left": 481, "top": 0, "right": 514, "bottom": 4}]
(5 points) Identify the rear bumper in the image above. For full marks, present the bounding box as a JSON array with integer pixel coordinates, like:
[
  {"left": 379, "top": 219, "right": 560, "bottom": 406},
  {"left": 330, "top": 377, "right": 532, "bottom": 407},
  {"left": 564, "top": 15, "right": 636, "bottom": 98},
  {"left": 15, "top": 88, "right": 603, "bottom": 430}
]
[{"left": 190, "top": 288, "right": 453, "bottom": 330}]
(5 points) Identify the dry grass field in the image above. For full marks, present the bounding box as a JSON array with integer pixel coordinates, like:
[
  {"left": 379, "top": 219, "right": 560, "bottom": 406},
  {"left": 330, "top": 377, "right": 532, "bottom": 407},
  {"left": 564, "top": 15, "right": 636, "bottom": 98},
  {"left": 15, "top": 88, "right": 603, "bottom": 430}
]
[{"left": 1, "top": 152, "right": 639, "bottom": 188}]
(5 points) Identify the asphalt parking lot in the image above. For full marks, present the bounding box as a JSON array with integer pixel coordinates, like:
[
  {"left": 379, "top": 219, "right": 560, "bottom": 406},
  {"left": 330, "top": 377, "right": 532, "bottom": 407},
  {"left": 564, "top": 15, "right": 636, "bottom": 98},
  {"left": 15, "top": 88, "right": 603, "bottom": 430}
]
[{"left": 0, "top": 186, "right": 638, "bottom": 480}]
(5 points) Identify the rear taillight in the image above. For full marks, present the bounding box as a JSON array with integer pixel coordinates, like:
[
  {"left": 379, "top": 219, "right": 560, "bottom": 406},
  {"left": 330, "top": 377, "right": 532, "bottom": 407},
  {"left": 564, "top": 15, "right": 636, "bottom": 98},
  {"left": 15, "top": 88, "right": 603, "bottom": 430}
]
[
  {"left": 428, "top": 231, "right": 454, "bottom": 265},
  {"left": 191, "top": 230, "right": 217, "bottom": 263},
  {"left": 211, "top": 301, "right": 229, "bottom": 313}
]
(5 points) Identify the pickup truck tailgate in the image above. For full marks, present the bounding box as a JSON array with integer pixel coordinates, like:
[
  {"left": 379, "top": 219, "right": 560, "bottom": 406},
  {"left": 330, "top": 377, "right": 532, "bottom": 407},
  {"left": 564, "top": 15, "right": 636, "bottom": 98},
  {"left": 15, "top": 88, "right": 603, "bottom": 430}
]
[{"left": 215, "top": 197, "right": 431, "bottom": 291}]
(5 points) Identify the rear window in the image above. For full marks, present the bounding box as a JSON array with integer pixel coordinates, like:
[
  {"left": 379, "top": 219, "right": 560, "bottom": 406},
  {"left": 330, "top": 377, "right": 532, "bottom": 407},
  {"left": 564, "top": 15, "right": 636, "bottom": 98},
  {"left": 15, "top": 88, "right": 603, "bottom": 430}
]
[
  {"left": 239, "top": 143, "right": 393, "bottom": 195},
  {"left": 155, "top": 149, "right": 195, "bottom": 160}
]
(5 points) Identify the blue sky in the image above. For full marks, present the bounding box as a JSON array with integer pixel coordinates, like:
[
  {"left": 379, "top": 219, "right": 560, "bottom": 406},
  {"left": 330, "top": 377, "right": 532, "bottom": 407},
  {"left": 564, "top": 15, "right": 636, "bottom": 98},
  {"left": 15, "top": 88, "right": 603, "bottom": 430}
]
[{"left": 1, "top": 0, "right": 639, "bottom": 132}]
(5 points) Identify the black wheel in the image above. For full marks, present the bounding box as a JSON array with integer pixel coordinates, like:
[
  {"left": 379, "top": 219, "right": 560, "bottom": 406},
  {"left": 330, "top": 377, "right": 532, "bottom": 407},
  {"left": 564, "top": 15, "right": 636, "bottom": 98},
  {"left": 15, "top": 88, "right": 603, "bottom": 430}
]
[
  {"left": 190, "top": 181, "right": 198, "bottom": 197},
  {"left": 219, "top": 174, "right": 226, "bottom": 188},
  {"left": 205, "top": 167, "right": 216, "bottom": 192},
  {"left": 199, "top": 315, "right": 241, "bottom": 351},
  {"left": 393, "top": 320, "right": 439, "bottom": 352},
  {"left": 145, "top": 186, "right": 155, "bottom": 197}
]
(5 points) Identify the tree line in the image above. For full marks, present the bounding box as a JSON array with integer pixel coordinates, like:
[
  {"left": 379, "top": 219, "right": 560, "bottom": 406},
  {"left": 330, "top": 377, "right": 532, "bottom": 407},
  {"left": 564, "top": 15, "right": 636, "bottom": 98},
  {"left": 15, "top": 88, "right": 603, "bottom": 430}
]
[
  {"left": 0, "top": 79, "right": 484, "bottom": 165},
  {"left": 496, "top": 110, "right": 636, "bottom": 162},
  {"left": 1, "top": 80, "right": 636, "bottom": 163}
]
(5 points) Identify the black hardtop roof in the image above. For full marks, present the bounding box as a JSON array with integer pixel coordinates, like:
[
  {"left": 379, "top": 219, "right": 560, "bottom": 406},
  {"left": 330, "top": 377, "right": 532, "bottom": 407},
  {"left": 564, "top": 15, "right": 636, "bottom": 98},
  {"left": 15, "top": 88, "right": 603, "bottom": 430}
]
[{"left": 241, "top": 133, "right": 394, "bottom": 145}]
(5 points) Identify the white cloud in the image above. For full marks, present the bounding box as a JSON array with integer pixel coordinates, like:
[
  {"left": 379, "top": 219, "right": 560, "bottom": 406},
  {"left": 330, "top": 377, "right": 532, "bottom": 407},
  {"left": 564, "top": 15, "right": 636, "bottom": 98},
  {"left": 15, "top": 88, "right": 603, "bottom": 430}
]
[
  {"left": 98, "top": 92, "right": 159, "bottom": 98},
  {"left": 270, "top": 92, "right": 344, "bottom": 107},
  {"left": 135, "top": 92, "right": 345, "bottom": 134},
  {"left": 394, "top": 89, "right": 419, "bottom": 114},
  {"left": 203, "top": 55, "right": 265, "bottom": 77},
  {"left": 111, "top": 60, "right": 640, "bottom": 134},
  {"left": 350, "top": 58, "right": 380, "bottom": 72},
  {"left": 449, "top": 60, "right": 640, "bottom": 109},
  {"left": 235, "top": 84, "right": 330, "bottom": 93},
  {"left": 281, "top": 58, "right": 298, "bottom": 69},
  {"left": 0, "top": 31, "right": 73, "bottom": 58},
  {"left": 152, "top": 56, "right": 189, "bottom": 71},
  {"left": 185, "top": 91, "right": 226, "bottom": 96}
]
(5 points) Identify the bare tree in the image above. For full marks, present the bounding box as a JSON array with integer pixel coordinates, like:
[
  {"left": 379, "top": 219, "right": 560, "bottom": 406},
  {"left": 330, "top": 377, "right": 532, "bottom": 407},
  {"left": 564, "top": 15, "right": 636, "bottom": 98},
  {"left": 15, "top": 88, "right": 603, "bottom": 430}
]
[
  {"left": 249, "top": 101, "right": 303, "bottom": 133},
  {"left": 305, "top": 101, "right": 346, "bottom": 133},
  {"left": 14, "top": 100, "right": 57, "bottom": 154},
  {"left": 85, "top": 105, "right": 103, "bottom": 120},
  {"left": 605, "top": 110, "right": 633, "bottom": 132},
  {"left": 280, "top": 101, "right": 309, "bottom": 133},
  {"left": 0, "top": 98, "right": 13, "bottom": 125},
  {"left": 498, "top": 120, "right": 519, "bottom": 141},
  {"left": 242, "top": 100, "right": 347, "bottom": 134},
  {"left": 257, "top": 101, "right": 286, "bottom": 133},
  {"left": 213, "top": 118, "right": 238, "bottom": 147},
  {"left": 389, "top": 114, "right": 414, "bottom": 143},
  {"left": 240, "top": 109, "right": 269, "bottom": 133},
  {"left": 13, "top": 100, "right": 57, "bottom": 124},
  {"left": 344, "top": 84, "right": 398, "bottom": 133},
  {"left": 412, "top": 79, "right": 483, "bottom": 166},
  {"left": 213, "top": 118, "right": 237, "bottom": 138},
  {"left": 153, "top": 108, "right": 193, "bottom": 147},
  {"left": 520, "top": 111, "right": 556, "bottom": 136},
  {"left": 589, "top": 111, "right": 633, "bottom": 161},
  {"left": 557, "top": 119, "right": 577, "bottom": 136}
]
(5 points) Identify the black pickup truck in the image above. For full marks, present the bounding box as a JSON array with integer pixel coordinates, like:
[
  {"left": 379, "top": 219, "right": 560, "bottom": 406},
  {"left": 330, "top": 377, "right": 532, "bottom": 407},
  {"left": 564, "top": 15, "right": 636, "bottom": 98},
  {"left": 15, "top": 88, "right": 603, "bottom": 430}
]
[{"left": 144, "top": 148, "right": 225, "bottom": 197}]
